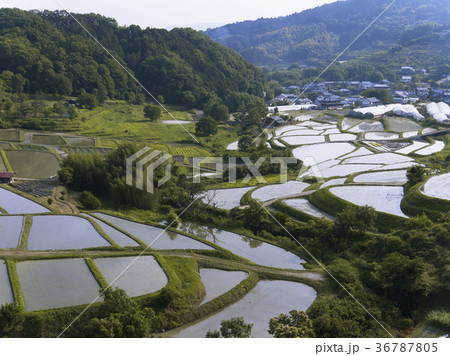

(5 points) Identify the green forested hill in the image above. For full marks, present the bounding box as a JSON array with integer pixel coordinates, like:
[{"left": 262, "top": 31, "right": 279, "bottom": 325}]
[
  {"left": 0, "top": 8, "right": 265, "bottom": 110},
  {"left": 205, "top": 0, "right": 450, "bottom": 65}
]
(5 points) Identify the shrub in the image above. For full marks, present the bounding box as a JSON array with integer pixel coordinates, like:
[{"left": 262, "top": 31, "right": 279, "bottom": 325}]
[{"left": 78, "top": 191, "right": 102, "bottom": 210}]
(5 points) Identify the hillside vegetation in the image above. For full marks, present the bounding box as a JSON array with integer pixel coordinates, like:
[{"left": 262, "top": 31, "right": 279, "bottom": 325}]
[
  {"left": 205, "top": 0, "right": 450, "bottom": 65},
  {"left": 0, "top": 8, "right": 265, "bottom": 110}
]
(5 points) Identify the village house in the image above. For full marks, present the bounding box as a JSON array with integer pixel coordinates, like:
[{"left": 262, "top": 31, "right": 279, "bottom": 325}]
[
  {"left": 393, "top": 91, "right": 418, "bottom": 104},
  {"left": 399, "top": 66, "right": 415, "bottom": 75},
  {"left": 360, "top": 97, "right": 382, "bottom": 107},
  {"left": 0, "top": 172, "right": 14, "bottom": 183},
  {"left": 416, "top": 87, "right": 430, "bottom": 98},
  {"left": 401, "top": 76, "right": 412, "bottom": 84},
  {"left": 316, "top": 94, "right": 343, "bottom": 109}
]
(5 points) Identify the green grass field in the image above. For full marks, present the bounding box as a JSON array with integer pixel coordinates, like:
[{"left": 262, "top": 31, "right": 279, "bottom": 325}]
[
  {"left": 0, "top": 153, "right": 7, "bottom": 171},
  {"left": 64, "top": 136, "right": 96, "bottom": 147},
  {"left": 0, "top": 129, "right": 21, "bottom": 142},
  {"left": 4, "top": 150, "right": 61, "bottom": 178},
  {"left": 31, "top": 134, "right": 66, "bottom": 146},
  {"left": 0, "top": 142, "right": 11, "bottom": 149},
  {"left": 77, "top": 104, "right": 197, "bottom": 142}
]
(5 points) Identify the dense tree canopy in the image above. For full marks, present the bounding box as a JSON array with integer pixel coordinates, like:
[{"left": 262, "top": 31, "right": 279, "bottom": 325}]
[{"left": 0, "top": 9, "right": 266, "bottom": 110}]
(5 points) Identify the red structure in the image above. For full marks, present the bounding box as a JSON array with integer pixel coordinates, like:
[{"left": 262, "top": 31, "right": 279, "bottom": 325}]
[{"left": 0, "top": 172, "right": 14, "bottom": 183}]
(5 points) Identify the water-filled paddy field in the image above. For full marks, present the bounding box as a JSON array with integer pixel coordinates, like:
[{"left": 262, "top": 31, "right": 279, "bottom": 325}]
[
  {"left": 201, "top": 187, "right": 254, "bottom": 210},
  {"left": 199, "top": 269, "right": 248, "bottom": 305},
  {"left": 329, "top": 185, "right": 407, "bottom": 218},
  {"left": 282, "top": 198, "right": 334, "bottom": 220},
  {"left": 0, "top": 260, "right": 13, "bottom": 306},
  {"left": 251, "top": 181, "right": 309, "bottom": 202},
  {"left": 27, "top": 215, "right": 111, "bottom": 250},
  {"left": 94, "top": 256, "right": 168, "bottom": 297},
  {"left": 353, "top": 170, "right": 407, "bottom": 185},
  {"left": 81, "top": 214, "right": 140, "bottom": 247},
  {"left": 177, "top": 222, "right": 305, "bottom": 270},
  {"left": 94, "top": 213, "right": 213, "bottom": 250},
  {"left": 423, "top": 173, "right": 450, "bottom": 201},
  {"left": 16, "top": 259, "right": 102, "bottom": 311},
  {"left": 0, "top": 188, "right": 49, "bottom": 214},
  {"left": 0, "top": 215, "right": 24, "bottom": 248},
  {"left": 169, "top": 280, "right": 317, "bottom": 338}
]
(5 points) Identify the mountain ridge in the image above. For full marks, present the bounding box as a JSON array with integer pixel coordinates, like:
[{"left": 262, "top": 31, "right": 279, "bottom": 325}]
[{"left": 205, "top": 0, "right": 450, "bottom": 65}]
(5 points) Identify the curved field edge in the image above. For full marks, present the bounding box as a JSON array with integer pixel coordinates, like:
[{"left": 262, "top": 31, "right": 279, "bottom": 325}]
[
  {"left": 272, "top": 200, "right": 320, "bottom": 222},
  {"left": 87, "top": 210, "right": 252, "bottom": 262},
  {"left": 307, "top": 187, "right": 407, "bottom": 233},
  {"left": 401, "top": 182, "right": 450, "bottom": 220},
  {"left": 0, "top": 185, "right": 55, "bottom": 213}
]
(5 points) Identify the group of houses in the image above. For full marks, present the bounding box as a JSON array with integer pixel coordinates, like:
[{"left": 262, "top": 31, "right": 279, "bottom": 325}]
[{"left": 270, "top": 66, "right": 449, "bottom": 110}]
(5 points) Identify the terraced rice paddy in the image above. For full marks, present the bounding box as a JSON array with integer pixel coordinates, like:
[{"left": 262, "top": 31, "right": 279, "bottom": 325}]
[
  {"left": 421, "top": 128, "right": 436, "bottom": 134},
  {"left": 342, "top": 118, "right": 362, "bottom": 130},
  {"left": 293, "top": 142, "right": 355, "bottom": 163},
  {"left": 403, "top": 131, "right": 419, "bottom": 138},
  {"left": 281, "top": 136, "right": 325, "bottom": 146},
  {"left": 27, "top": 215, "right": 111, "bottom": 250},
  {"left": 330, "top": 185, "right": 407, "bottom": 217},
  {"left": 373, "top": 162, "right": 418, "bottom": 171},
  {"left": 64, "top": 136, "right": 96, "bottom": 146},
  {"left": 271, "top": 139, "right": 285, "bottom": 147},
  {"left": 226, "top": 141, "right": 238, "bottom": 150},
  {"left": 94, "top": 256, "right": 168, "bottom": 297},
  {"left": 321, "top": 164, "right": 383, "bottom": 178},
  {"left": 0, "top": 154, "right": 7, "bottom": 172},
  {"left": 320, "top": 178, "right": 347, "bottom": 189},
  {"left": 251, "top": 181, "right": 309, "bottom": 202},
  {"left": 0, "top": 188, "right": 49, "bottom": 214},
  {"left": 275, "top": 125, "right": 306, "bottom": 136},
  {"left": 282, "top": 199, "right": 334, "bottom": 219},
  {"left": 343, "top": 153, "right": 413, "bottom": 165},
  {"left": 4, "top": 150, "right": 60, "bottom": 178},
  {"left": 328, "top": 133, "right": 357, "bottom": 141},
  {"left": 339, "top": 147, "right": 374, "bottom": 159},
  {"left": 199, "top": 269, "right": 248, "bottom": 305},
  {"left": 423, "top": 173, "right": 450, "bottom": 201},
  {"left": 386, "top": 117, "right": 421, "bottom": 132},
  {"left": 353, "top": 170, "right": 407, "bottom": 185},
  {"left": 395, "top": 141, "right": 429, "bottom": 154},
  {"left": 170, "top": 280, "right": 317, "bottom": 338},
  {"left": 201, "top": 187, "right": 254, "bottom": 210},
  {"left": 16, "top": 259, "right": 102, "bottom": 311},
  {"left": 94, "top": 213, "right": 213, "bottom": 250},
  {"left": 31, "top": 134, "right": 66, "bottom": 146},
  {"left": 365, "top": 132, "right": 399, "bottom": 140},
  {"left": 177, "top": 222, "right": 305, "bottom": 270},
  {"left": 0, "top": 129, "right": 21, "bottom": 141},
  {"left": 321, "top": 128, "right": 341, "bottom": 135},
  {"left": 0, "top": 260, "right": 13, "bottom": 306},
  {"left": 283, "top": 129, "right": 322, "bottom": 136},
  {"left": 349, "top": 120, "right": 384, "bottom": 132},
  {"left": 0, "top": 216, "right": 24, "bottom": 248},
  {"left": 81, "top": 215, "right": 140, "bottom": 247},
  {"left": 415, "top": 141, "right": 446, "bottom": 156}
]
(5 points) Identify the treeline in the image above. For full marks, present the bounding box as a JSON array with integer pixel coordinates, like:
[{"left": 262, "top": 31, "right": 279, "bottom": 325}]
[
  {"left": 58, "top": 143, "right": 205, "bottom": 211},
  {"left": 0, "top": 9, "right": 265, "bottom": 111}
]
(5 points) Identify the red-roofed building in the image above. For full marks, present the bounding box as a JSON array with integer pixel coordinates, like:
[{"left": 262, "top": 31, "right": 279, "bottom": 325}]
[{"left": 0, "top": 172, "right": 14, "bottom": 183}]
